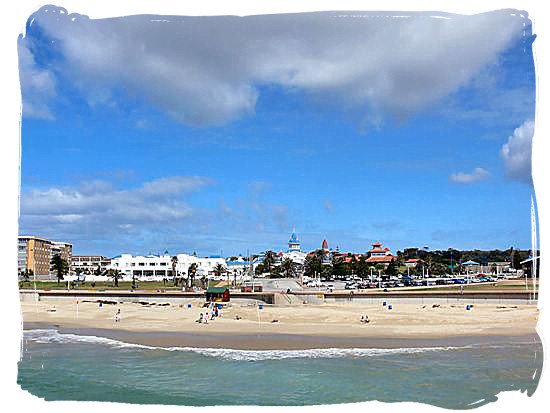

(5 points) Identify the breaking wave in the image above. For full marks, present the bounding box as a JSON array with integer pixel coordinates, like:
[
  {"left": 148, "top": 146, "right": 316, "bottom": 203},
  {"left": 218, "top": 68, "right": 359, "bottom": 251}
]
[{"left": 23, "top": 328, "right": 463, "bottom": 361}]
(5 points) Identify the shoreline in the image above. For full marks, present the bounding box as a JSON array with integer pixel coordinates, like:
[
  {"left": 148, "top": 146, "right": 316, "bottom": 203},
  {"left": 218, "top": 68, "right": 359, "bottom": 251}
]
[
  {"left": 23, "top": 321, "right": 541, "bottom": 350},
  {"left": 20, "top": 300, "right": 539, "bottom": 350}
]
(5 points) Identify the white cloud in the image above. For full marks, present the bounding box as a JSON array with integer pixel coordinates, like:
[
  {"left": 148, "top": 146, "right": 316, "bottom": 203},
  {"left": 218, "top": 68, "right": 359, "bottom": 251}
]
[
  {"left": 18, "top": 39, "right": 56, "bottom": 119},
  {"left": 450, "top": 167, "right": 490, "bottom": 184},
  {"left": 20, "top": 7, "right": 526, "bottom": 126},
  {"left": 19, "top": 176, "right": 212, "bottom": 238},
  {"left": 500, "top": 119, "right": 534, "bottom": 183}
]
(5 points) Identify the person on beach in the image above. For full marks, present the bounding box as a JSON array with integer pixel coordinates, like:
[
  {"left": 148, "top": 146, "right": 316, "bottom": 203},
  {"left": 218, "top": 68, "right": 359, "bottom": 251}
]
[
  {"left": 361, "top": 315, "right": 370, "bottom": 324},
  {"left": 196, "top": 313, "right": 204, "bottom": 323},
  {"left": 114, "top": 309, "right": 121, "bottom": 323}
]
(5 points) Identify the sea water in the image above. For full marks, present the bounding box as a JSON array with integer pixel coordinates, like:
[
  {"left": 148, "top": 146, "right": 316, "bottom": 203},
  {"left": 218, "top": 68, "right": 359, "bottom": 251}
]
[{"left": 18, "top": 329, "right": 542, "bottom": 409}]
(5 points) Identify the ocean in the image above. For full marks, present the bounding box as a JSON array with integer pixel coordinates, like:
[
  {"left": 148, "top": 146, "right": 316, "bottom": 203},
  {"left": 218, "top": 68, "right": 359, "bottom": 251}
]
[{"left": 18, "top": 329, "right": 542, "bottom": 409}]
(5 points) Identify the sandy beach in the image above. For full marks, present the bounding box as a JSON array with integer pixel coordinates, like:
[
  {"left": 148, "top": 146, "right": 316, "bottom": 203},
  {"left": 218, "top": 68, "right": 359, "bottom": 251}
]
[{"left": 20, "top": 298, "right": 539, "bottom": 349}]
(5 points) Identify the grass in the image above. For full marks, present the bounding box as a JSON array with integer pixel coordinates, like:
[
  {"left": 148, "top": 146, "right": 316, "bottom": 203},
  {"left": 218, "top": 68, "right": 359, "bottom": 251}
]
[{"left": 18, "top": 280, "right": 191, "bottom": 291}]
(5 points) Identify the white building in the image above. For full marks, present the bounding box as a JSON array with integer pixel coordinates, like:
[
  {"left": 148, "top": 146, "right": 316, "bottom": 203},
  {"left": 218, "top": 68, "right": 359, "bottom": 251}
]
[{"left": 105, "top": 253, "right": 227, "bottom": 282}]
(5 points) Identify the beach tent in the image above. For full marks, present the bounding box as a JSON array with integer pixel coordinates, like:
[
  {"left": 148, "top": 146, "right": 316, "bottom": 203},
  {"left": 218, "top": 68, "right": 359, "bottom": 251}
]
[{"left": 205, "top": 286, "right": 230, "bottom": 302}]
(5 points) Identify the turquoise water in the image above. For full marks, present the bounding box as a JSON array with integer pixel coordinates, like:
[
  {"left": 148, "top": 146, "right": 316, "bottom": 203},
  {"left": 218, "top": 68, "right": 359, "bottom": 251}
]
[{"left": 18, "top": 329, "right": 542, "bottom": 408}]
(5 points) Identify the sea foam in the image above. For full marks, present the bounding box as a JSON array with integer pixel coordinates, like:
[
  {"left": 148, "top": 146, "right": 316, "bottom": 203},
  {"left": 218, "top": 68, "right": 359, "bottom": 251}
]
[{"left": 23, "top": 328, "right": 461, "bottom": 361}]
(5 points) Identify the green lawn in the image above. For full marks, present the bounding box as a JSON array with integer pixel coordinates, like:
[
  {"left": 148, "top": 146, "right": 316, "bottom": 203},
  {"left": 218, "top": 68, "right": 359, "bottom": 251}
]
[{"left": 18, "top": 280, "right": 190, "bottom": 291}]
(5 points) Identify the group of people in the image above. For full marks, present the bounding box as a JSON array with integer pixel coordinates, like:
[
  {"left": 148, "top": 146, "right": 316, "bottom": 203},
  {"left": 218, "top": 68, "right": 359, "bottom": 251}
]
[
  {"left": 360, "top": 315, "right": 370, "bottom": 324},
  {"left": 196, "top": 303, "right": 221, "bottom": 324}
]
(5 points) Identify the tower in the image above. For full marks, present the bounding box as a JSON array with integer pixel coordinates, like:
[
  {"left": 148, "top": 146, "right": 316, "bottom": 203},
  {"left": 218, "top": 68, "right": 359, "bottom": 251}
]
[{"left": 288, "top": 228, "right": 301, "bottom": 252}]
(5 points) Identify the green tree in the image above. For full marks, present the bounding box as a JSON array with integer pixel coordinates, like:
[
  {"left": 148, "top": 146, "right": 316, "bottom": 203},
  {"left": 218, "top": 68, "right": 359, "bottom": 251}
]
[
  {"left": 355, "top": 256, "right": 369, "bottom": 279},
  {"left": 263, "top": 250, "right": 277, "bottom": 273},
  {"left": 385, "top": 260, "right": 398, "bottom": 276},
  {"left": 171, "top": 256, "right": 179, "bottom": 286},
  {"left": 50, "top": 254, "right": 69, "bottom": 284},
  {"left": 303, "top": 253, "right": 323, "bottom": 277},
  {"left": 213, "top": 263, "right": 226, "bottom": 278},
  {"left": 255, "top": 263, "right": 266, "bottom": 275},
  {"left": 280, "top": 258, "right": 297, "bottom": 278},
  {"left": 22, "top": 268, "right": 33, "bottom": 283},
  {"left": 107, "top": 269, "right": 123, "bottom": 287},
  {"left": 511, "top": 249, "right": 522, "bottom": 270},
  {"left": 188, "top": 263, "right": 198, "bottom": 289}
]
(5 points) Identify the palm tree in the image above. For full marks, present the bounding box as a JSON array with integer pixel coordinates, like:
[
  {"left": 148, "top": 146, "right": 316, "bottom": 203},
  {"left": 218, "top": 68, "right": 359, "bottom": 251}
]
[
  {"left": 171, "top": 256, "right": 179, "bottom": 286},
  {"left": 50, "top": 254, "right": 68, "bottom": 284},
  {"left": 213, "top": 263, "right": 226, "bottom": 279},
  {"left": 263, "top": 250, "right": 277, "bottom": 273},
  {"left": 107, "top": 269, "right": 123, "bottom": 287},
  {"left": 280, "top": 258, "right": 296, "bottom": 278},
  {"left": 188, "top": 263, "right": 198, "bottom": 290}
]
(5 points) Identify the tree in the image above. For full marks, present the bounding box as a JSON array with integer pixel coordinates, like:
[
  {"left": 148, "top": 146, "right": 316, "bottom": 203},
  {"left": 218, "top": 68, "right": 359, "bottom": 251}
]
[
  {"left": 303, "top": 253, "right": 323, "bottom": 277},
  {"left": 385, "top": 260, "right": 398, "bottom": 276},
  {"left": 107, "top": 269, "right": 123, "bottom": 287},
  {"left": 280, "top": 258, "right": 297, "bottom": 278},
  {"left": 213, "top": 263, "right": 226, "bottom": 278},
  {"left": 355, "top": 256, "right": 369, "bottom": 279},
  {"left": 50, "top": 254, "right": 69, "bottom": 284},
  {"left": 255, "top": 263, "right": 266, "bottom": 275},
  {"left": 22, "top": 268, "right": 33, "bottom": 283},
  {"left": 188, "top": 263, "right": 198, "bottom": 289},
  {"left": 171, "top": 256, "right": 179, "bottom": 285},
  {"left": 263, "top": 250, "right": 277, "bottom": 273},
  {"left": 511, "top": 249, "right": 522, "bottom": 270}
]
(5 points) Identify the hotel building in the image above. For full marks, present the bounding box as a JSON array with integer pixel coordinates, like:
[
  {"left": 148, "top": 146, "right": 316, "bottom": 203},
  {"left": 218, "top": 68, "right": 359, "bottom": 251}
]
[
  {"left": 18, "top": 236, "right": 73, "bottom": 277},
  {"left": 71, "top": 255, "right": 112, "bottom": 275}
]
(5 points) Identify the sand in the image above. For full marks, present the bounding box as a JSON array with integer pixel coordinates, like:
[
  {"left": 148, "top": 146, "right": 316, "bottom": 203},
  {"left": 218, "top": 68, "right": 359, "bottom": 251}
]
[{"left": 20, "top": 298, "right": 539, "bottom": 349}]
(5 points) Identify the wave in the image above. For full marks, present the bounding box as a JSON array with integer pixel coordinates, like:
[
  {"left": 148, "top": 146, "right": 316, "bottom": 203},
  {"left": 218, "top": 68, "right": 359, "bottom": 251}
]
[{"left": 23, "top": 328, "right": 465, "bottom": 361}]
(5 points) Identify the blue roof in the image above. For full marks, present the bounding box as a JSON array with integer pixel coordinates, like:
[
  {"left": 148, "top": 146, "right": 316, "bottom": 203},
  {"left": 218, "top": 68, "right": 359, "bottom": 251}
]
[
  {"left": 288, "top": 232, "right": 300, "bottom": 243},
  {"left": 462, "top": 260, "right": 480, "bottom": 265},
  {"left": 227, "top": 260, "right": 251, "bottom": 266}
]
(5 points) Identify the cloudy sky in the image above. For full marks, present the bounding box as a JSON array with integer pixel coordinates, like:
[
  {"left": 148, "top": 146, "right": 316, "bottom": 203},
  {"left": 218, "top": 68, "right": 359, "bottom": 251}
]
[{"left": 18, "top": 6, "right": 536, "bottom": 256}]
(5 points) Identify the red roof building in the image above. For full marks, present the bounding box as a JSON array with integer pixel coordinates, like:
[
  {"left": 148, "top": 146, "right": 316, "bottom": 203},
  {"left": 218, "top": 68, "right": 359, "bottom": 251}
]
[{"left": 366, "top": 241, "right": 396, "bottom": 266}]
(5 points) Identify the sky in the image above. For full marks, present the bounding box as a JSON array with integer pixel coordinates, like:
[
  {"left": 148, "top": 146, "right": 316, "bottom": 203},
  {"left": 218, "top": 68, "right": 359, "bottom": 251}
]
[{"left": 17, "top": 6, "right": 536, "bottom": 257}]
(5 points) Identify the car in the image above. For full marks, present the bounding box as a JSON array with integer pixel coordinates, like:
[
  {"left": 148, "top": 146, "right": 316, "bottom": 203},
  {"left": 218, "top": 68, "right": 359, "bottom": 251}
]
[{"left": 344, "top": 282, "right": 358, "bottom": 289}]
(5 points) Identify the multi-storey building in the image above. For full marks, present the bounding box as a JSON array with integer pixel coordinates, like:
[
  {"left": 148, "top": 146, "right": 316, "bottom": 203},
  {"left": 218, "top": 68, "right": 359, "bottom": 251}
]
[
  {"left": 18, "top": 236, "right": 53, "bottom": 276},
  {"left": 18, "top": 236, "right": 73, "bottom": 278},
  {"left": 71, "top": 255, "right": 112, "bottom": 275},
  {"left": 51, "top": 241, "right": 73, "bottom": 272}
]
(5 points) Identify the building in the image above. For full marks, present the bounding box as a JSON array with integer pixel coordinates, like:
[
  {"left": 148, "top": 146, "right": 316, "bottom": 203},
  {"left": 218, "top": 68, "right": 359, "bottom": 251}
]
[
  {"left": 51, "top": 241, "right": 73, "bottom": 273},
  {"left": 365, "top": 241, "right": 396, "bottom": 267},
  {"left": 288, "top": 230, "right": 301, "bottom": 252},
  {"left": 107, "top": 253, "right": 227, "bottom": 281},
  {"left": 18, "top": 236, "right": 72, "bottom": 278},
  {"left": 71, "top": 255, "right": 112, "bottom": 275},
  {"left": 18, "top": 236, "right": 51, "bottom": 276},
  {"left": 405, "top": 258, "right": 420, "bottom": 268}
]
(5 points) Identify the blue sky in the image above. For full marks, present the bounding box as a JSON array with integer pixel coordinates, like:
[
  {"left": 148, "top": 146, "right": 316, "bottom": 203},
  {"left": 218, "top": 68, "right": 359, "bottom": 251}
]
[{"left": 18, "top": 7, "right": 536, "bottom": 257}]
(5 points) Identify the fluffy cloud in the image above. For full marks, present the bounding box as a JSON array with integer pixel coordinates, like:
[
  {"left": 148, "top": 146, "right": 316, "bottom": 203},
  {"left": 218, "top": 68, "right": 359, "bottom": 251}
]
[
  {"left": 18, "top": 40, "right": 56, "bottom": 119},
  {"left": 450, "top": 167, "right": 490, "bottom": 184},
  {"left": 19, "top": 176, "right": 212, "bottom": 238},
  {"left": 500, "top": 119, "right": 534, "bottom": 183},
  {"left": 20, "top": 7, "right": 526, "bottom": 125}
]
